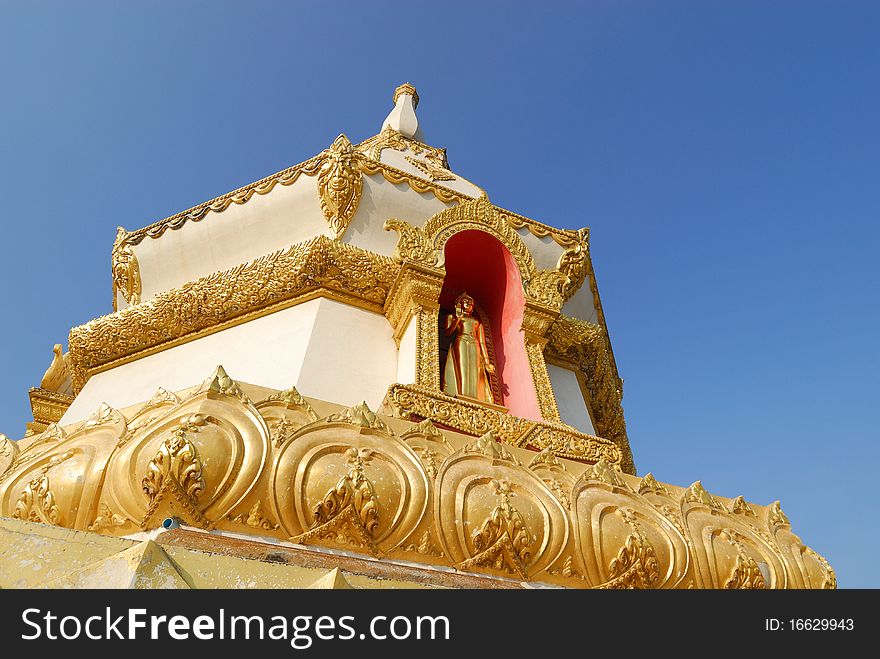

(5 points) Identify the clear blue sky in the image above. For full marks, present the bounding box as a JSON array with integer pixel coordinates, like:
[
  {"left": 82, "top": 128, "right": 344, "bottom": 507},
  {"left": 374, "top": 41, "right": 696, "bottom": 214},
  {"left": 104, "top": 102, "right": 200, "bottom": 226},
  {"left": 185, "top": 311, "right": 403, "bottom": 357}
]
[{"left": 1, "top": 1, "right": 877, "bottom": 587}]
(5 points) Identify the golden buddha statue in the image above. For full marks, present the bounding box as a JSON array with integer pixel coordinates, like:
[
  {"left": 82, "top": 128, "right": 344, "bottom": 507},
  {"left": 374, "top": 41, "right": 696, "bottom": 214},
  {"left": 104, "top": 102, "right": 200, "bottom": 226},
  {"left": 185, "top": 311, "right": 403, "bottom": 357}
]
[{"left": 442, "top": 293, "right": 496, "bottom": 403}]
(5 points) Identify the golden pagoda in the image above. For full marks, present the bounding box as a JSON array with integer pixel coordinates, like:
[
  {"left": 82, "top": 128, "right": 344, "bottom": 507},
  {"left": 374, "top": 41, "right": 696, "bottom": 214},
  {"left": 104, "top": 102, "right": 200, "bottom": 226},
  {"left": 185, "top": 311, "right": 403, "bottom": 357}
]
[{"left": 0, "top": 85, "right": 834, "bottom": 589}]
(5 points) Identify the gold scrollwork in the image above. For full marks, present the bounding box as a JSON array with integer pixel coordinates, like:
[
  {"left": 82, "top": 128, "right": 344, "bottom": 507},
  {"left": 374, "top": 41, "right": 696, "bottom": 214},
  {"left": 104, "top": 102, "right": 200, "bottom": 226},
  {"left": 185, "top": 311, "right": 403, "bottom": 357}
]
[
  {"left": 293, "top": 448, "right": 381, "bottom": 556},
  {"left": 458, "top": 479, "right": 533, "bottom": 579},
  {"left": 383, "top": 383, "right": 620, "bottom": 465},
  {"left": 228, "top": 501, "right": 280, "bottom": 531},
  {"left": 597, "top": 508, "right": 660, "bottom": 589},
  {"left": 111, "top": 227, "right": 142, "bottom": 309},
  {"left": 141, "top": 415, "right": 209, "bottom": 529},
  {"left": 721, "top": 530, "right": 766, "bottom": 589},
  {"left": 318, "top": 135, "right": 363, "bottom": 239},
  {"left": 546, "top": 315, "right": 634, "bottom": 473},
  {"left": 68, "top": 236, "right": 400, "bottom": 392},
  {"left": 12, "top": 473, "right": 60, "bottom": 526}
]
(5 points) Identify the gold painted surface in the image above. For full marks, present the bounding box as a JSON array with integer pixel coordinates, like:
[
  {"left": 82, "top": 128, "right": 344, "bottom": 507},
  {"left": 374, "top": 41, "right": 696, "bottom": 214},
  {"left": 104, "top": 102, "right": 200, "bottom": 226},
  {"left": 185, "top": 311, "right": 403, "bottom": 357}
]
[
  {"left": 68, "top": 236, "right": 400, "bottom": 392},
  {"left": 0, "top": 371, "right": 833, "bottom": 588}
]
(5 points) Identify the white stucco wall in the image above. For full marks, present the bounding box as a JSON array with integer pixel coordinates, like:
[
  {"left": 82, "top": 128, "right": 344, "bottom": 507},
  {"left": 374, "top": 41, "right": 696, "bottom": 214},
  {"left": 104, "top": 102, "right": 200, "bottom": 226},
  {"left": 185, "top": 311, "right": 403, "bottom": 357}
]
[
  {"left": 61, "top": 298, "right": 400, "bottom": 425},
  {"left": 132, "top": 175, "right": 330, "bottom": 300},
  {"left": 515, "top": 227, "right": 566, "bottom": 272},
  {"left": 547, "top": 363, "right": 595, "bottom": 436}
]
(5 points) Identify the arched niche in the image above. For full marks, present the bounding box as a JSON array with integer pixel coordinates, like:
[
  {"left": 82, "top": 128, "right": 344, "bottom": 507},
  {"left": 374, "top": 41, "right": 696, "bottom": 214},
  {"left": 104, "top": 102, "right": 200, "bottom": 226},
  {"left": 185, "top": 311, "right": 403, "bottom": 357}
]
[{"left": 439, "top": 230, "right": 541, "bottom": 421}]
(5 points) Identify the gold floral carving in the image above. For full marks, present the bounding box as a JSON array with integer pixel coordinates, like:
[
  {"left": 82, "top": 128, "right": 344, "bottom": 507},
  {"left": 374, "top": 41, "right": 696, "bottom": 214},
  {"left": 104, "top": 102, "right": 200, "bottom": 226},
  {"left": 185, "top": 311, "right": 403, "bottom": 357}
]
[
  {"left": 0, "top": 377, "right": 834, "bottom": 589},
  {"left": 638, "top": 472, "right": 671, "bottom": 496},
  {"left": 545, "top": 315, "right": 634, "bottom": 473},
  {"left": 12, "top": 473, "right": 60, "bottom": 525},
  {"left": 383, "top": 383, "right": 621, "bottom": 465},
  {"left": 293, "top": 448, "right": 381, "bottom": 556},
  {"left": 681, "top": 481, "right": 727, "bottom": 512},
  {"left": 383, "top": 219, "right": 443, "bottom": 267},
  {"left": 141, "top": 415, "right": 209, "bottom": 529},
  {"left": 68, "top": 236, "right": 400, "bottom": 392},
  {"left": 318, "top": 135, "right": 363, "bottom": 238},
  {"left": 325, "top": 402, "right": 392, "bottom": 434},
  {"left": 197, "top": 365, "right": 251, "bottom": 404},
  {"left": 358, "top": 158, "right": 462, "bottom": 203},
  {"left": 405, "top": 154, "right": 455, "bottom": 182},
  {"left": 721, "top": 531, "right": 766, "bottom": 589},
  {"left": 89, "top": 502, "right": 128, "bottom": 532},
  {"left": 805, "top": 547, "right": 837, "bottom": 589},
  {"left": 137, "top": 387, "right": 181, "bottom": 415},
  {"left": 524, "top": 338, "right": 562, "bottom": 422},
  {"left": 121, "top": 155, "right": 323, "bottom": 246},
  {"left": 403, "top": 531, "right": 444, "bottom": 557},
  {"left": 556, "top": 228, "right": 590, "bottom": 303},
  {"left": 458, "top": 479, "right": 533, "bottom": 579},
  {"left": 111, "top": 227, "right": 142, "bottom": 309},
  {"left": 597, "top": 509, "right": 660, "bottom": 589},
  {"left": 731, "top": 495, "right": 757, "bottom": 517},
  {"left": 768, "top": 500, "right": 790, "bottom": 527},
  {"left": 229, "top": 501, "right": 280, "bottom": 531}
]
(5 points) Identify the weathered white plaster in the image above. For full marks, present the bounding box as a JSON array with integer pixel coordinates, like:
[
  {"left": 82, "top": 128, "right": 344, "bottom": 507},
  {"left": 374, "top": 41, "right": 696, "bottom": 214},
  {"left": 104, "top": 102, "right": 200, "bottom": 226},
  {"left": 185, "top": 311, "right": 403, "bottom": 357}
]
[
  {"left": 547, "top": 363, "right": 595, "bottom": 435},
  {"left": 396, "top": 316, "right": 418, "bottom": 385},
  {"left": 133, "top": 174, "right": 330, "bottom": 300}
]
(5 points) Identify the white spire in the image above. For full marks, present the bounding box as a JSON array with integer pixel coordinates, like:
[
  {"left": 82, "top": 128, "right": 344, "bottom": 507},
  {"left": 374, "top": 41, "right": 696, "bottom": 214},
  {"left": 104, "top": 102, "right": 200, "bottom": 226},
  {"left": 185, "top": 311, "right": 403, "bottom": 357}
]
[{"left": 382, "top": 83, "right": 424, "bottom": 141}]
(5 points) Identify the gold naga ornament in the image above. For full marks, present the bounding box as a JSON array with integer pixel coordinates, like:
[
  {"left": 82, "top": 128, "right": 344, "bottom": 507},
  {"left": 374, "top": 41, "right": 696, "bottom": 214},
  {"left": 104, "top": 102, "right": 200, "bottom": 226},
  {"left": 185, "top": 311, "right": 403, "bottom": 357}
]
[{"left": 317, "top": 134, "right": 363, "bottom": 238}]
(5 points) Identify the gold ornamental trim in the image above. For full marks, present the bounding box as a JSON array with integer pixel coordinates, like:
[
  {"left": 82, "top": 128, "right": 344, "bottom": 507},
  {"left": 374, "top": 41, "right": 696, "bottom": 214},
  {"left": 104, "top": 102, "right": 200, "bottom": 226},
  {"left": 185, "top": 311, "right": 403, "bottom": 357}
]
[
  {"left": 0, "top": 372, "right": 834, "bottom": 589},
  {"left": 68, "top": 236, "right": 400, "bottom": 392},
  {"left": 545, "top": 315, "right": 634, "bottom": 474},
  {"left": 122, "top": 155, "right": 324, "bottom": 246},
  {"left": 111, "top": 227, "right": 142, "bottom": 310},
  {"left": 27, "top": 387, "right": 74, "bottom": 435},
  {"left": 381, "top": 383, "right": 621, "bottom": 466}
]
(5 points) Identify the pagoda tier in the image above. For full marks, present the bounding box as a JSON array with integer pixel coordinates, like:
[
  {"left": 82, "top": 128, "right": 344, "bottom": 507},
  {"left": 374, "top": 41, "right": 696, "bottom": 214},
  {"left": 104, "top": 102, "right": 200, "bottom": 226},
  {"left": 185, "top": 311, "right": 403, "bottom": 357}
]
[{"left": 0, "top": 85, "right": 833, "bottom": 588}]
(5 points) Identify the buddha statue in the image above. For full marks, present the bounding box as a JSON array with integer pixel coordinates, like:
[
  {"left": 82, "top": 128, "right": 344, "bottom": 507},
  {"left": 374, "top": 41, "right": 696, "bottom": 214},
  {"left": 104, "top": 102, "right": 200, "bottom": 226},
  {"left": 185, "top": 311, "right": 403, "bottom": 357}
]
[{"left": 442, "top": 293, "right": 496, "bottom": 403}]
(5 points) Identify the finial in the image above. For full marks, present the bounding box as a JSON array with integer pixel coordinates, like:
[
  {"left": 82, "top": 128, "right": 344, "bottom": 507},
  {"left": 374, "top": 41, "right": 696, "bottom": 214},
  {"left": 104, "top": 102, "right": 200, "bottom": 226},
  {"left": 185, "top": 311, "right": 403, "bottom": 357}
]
[
  {"left": 382, "top": 82, "right": 423, "bottom": 141},
  {"left": 393, "top": 83, "right": 419, "bottom": 109}
]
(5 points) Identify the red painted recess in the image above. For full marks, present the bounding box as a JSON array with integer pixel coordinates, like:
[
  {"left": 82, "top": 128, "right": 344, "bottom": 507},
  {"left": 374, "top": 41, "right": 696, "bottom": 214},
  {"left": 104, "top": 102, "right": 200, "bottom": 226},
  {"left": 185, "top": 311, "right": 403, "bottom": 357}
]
[{"left": 440, "top": 230, "right": 542, "bottom": 422}]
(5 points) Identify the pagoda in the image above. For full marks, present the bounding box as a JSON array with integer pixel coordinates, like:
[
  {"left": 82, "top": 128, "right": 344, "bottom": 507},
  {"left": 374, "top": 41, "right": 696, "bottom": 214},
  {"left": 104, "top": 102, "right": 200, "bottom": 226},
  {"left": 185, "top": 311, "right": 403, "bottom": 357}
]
[{"left": 0, "top": 85, "right": 834, "bottom": 589}]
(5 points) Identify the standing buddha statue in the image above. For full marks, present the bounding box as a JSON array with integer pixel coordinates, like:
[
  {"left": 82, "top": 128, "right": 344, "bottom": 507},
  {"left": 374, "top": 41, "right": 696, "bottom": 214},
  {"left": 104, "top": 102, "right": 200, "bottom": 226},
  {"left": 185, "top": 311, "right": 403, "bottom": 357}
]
[{"left": 442, "top": 293, "right": 496, "bottom": 404}]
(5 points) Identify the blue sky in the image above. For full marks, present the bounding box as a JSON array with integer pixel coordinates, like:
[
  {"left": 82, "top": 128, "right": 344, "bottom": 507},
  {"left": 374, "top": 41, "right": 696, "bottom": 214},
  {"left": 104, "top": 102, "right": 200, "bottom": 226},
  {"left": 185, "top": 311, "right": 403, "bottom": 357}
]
[{"left": 1, "top": 1, "right": 877, "bottom": 587}]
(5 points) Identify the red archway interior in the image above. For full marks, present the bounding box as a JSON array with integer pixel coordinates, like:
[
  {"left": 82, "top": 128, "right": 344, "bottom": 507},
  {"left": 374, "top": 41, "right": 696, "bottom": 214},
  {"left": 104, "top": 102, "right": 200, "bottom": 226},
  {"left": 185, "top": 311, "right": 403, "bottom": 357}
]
[{"left": 439, "top": 230, "right": 541, "bottom": 421}]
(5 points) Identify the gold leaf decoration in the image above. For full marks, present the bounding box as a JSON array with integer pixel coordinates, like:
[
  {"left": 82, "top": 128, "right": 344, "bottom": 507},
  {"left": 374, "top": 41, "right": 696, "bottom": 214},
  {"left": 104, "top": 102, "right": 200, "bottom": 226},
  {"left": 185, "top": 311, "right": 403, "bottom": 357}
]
[
  {"left": 141, "top": 415, "right": 209, "bottom": 529},
  {"left": 721, "top": 531, "right": 766, "bottom": 589},
  {"left": 459, "top": 479, "right": 533, "bottom": 579},
  {"left": 229, "top": 501, "right": 280, "bottom": 531},
  {"left": 638, "top": 472, "right": 671, "bottom": 496},
  {"left": 681, "top": 481, "right": 727, "bottom": 512},
  {"left": 111, "top": 227, "right": 142, "bottom": 309},
  {"left": 293, "top": 448, "right": 381, "bottom": 556},
  {"left": 318, "top": 134, "right": 363, "bottom": 239},
  {"left": 383, "top": 218, "right": 442, "bottom": 267},
  {"left": 89, "top": 502, "right": 129, "bottom": 532},
  {"left": 597, "top": 509, "right": 660, "bottom": 589},
  {"left": 325, "top": 401, "right": 392, "bottom": 434},
  {"left": 12, "top": 474, "right": 60, "bottom": 526},
  {"left": 545, "top": 316, "right": 634, "bottom": 474}
]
